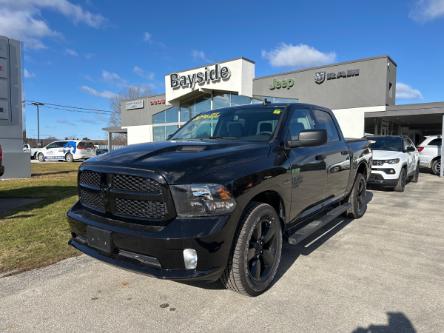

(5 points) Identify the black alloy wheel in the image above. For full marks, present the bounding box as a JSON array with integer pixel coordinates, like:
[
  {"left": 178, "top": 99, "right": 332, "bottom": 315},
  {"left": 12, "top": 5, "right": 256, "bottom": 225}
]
[
  {"left": 347, "top": 173, "right": 367, "bottom": 219},
  {"left": 395, "top": 168, "right": 407, "bottom": 192},
  {"left": 247, "top": 214, "right": 279, "bottom": 281},
  {"left": 221, "top": 202, "right": 282, "bottom": 296}
]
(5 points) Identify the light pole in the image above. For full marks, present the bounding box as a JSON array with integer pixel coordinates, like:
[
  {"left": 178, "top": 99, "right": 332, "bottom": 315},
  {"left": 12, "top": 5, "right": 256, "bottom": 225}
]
[{"left": 31, "top": 102, "right": 44, "bottom": 147}]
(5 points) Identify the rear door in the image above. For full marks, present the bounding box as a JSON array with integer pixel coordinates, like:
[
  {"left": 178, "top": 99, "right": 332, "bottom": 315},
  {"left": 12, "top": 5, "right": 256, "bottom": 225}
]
[
  {"left": 312, "top": 109, "right": 350, "bottom": 200},
  {"left": 287, "top": 108, "right": 328, "bottom": 219}
]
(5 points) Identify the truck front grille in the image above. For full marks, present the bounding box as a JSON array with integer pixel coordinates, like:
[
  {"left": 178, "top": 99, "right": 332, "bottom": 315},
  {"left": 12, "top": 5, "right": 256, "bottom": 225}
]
[{"left": 78, "top": 168, "right": 175, "bottom": 223}]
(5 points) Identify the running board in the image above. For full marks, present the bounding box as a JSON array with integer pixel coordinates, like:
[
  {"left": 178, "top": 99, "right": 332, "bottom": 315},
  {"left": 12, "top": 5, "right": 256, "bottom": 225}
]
[{"left": 287, "top": 203, "right": 351, "bottom": 245}]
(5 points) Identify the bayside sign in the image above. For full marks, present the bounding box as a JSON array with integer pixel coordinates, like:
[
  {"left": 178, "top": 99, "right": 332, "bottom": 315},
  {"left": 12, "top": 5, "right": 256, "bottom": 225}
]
[{"left": 170, "top": 64, "right": 231, "bottom": 90}]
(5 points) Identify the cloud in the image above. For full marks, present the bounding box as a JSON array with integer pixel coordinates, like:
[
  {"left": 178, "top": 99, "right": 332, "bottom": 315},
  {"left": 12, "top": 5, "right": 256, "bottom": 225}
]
[
  {"left": 410, "top": 0, "right": 444, "bottom": 22},
  {"left": 65, "top": 48, "right": 78, "bottom": 56},
  {"left": 396, "top": 82, "right": 423, "bottom": 99},
  {"left": 133, "top": 66, "right": 155, "bottom": 80},
  {"left": 0, "top": 0, "right": 105, "bottom": 49},
  {"left": 143, "top": 32, "right": 152, "bottom": 42},
  {"left": 261, "top": 43, "right": 336, "bottom": 68},
  {"left": 24, "top": 68, "right": 35, "bottom": 78},
  {"left": 191, "top": 50, "right": 212, "bottom": 63},
  {"left": 101, "top": 70, "right": 127, "bottom": 86},
  {"left": 81, "top": 85, "right": 118, "bottom": 99}
]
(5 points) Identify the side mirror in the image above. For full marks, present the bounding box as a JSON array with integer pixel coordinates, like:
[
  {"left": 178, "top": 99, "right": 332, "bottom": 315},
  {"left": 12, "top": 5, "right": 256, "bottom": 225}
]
[
  {"left": 287, "top": 129, "right": 327, "bottom": 148},
  {"left": 406, "top": 146, "right": 416, "bottom": 152}
]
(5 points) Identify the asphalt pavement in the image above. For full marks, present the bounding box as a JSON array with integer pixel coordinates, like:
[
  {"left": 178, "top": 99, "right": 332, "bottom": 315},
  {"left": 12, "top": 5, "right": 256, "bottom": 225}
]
[{"left": 1, "top": 173, "right": 443, "bottom": 332}]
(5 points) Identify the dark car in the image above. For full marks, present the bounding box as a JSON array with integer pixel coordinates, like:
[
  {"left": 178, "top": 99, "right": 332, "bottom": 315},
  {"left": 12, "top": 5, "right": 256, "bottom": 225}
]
[{"left": 68, "top": 103, "right": 372, "bottom": 296}]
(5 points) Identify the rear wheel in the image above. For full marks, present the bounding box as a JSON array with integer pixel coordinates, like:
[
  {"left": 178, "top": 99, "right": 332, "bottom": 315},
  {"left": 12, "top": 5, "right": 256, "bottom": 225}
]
[
  {"left": 220, "top": 202, "right": 282, "bottom": 296},
  {"left": 432, "top": 158, "right": 441, "bottom": 176},
  {"left": 37, "top": 153, "right": 45, "bottom": 162},
  {"left": 394, "top": 168, "right": 407, "bottom": 192},
  {"left": 347, "top": 173, "right": 367, "bottom": 219},
  {"left": 65, "top": 153, "right": 74, "bottom": 163}
]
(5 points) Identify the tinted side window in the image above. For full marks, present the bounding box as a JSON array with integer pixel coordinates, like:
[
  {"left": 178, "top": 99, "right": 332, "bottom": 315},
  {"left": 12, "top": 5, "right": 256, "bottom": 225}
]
[
  {"left": 429, "top": 139, "right": 442, "bottom": 146},
  {"left": 287, "top": 109, "right": 315, "bottom": 140},
  {"left": 313, "top": 110, "right": 340, "bottom": 142},
  {"left": 46, "top": 142, "right": 57, "bottom": 149},
  {"left": 56, "top": 141, "right": 68, "bottom": 148}
]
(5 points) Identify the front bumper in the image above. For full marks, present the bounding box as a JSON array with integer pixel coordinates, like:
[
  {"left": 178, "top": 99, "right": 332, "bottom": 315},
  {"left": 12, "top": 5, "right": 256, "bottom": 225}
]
[
  {"left": 367, "top": 173, "right": 398, "bottom": 186},
  {"left": 67, "top": 201, "right": 236, "bottom": 282}
]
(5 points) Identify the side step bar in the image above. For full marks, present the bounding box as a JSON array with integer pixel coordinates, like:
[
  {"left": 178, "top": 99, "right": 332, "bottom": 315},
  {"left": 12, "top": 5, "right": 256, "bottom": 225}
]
[{"left": 287, "top": 203, "right": 351, "bottom": 245}]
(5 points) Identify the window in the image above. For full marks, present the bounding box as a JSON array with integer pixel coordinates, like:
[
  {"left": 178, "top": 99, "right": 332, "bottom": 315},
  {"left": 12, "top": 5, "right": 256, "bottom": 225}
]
[
  {"left": 153, "top": 127, "right": 165, "bottom": 142},
  {"left": 231, "top": 94, "right": 252, "bottom": 106},
  {"left": 212, "top": 94, "right": 230, "bottom": 109},
  {"left": 46, "top": 142, "right": 58, "bottom": 149},
  {"left": 287, "top": 109, "right": 315, "bottom": 140},
  {"left": 179, "top": 107, "right": 190, "bottom": 122},
  {"left": 78, "top": 141, "right": 95, "bottom": 149},
  {"left": 165, "top": 107, "right": 179, "bottom": 123},
  {"left": 165, "top": 125, "right": 179, "bottom": 139},
  {"left": 313, "top": 110, "right": 340, "bottom": 142},
  {"left": 153, "top": 111, "right": 165, "bottom": 124},
  {"left": 429, "top": 139, "right": 442, "bottom": 146}
]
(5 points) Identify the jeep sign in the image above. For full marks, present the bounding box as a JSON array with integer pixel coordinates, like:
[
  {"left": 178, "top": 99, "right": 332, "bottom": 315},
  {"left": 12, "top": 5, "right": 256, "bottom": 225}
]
[
  {"left": 269, "top": 78, "right": 295, "bottom": 90},
  {"left": 170, "top": 64, "right": 231, "bottom": 90}
]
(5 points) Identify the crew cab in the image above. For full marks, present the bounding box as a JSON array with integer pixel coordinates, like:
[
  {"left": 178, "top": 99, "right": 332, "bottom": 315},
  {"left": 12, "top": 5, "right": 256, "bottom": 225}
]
[
  {"left": 367, "top": 135, "right": 419, "bottom": 191},
  {"left": 35, "top": 140, "right": 96, "bottom": 162},
  {"left": 0, "top": 144, "right": 4, "bottom": 177},
  {"left": 417, "top": 135, "right": 442, "bottom": 175},
  {"left": 67, "top": 103, "right": 371, "bottom": 296}
]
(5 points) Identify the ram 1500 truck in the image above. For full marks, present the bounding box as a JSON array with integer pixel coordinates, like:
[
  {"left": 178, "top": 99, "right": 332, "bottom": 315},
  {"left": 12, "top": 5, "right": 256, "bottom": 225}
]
[{"left": 68, "top": 103, "right": 372, "bottom": 296}]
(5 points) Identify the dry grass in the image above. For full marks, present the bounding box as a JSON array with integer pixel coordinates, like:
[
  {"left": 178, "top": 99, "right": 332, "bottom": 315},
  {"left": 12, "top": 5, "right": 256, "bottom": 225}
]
[{"left": 0, "top": 162, "right": 81, "bottom": 275}]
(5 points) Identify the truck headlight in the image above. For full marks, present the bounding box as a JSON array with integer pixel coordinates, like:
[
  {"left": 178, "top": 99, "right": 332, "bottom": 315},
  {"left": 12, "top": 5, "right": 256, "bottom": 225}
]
[
  {"left": 385, "top": 158, "right": 400, "bottom": 164},
  {"left": 170, "top": 184, "right": 236, "bottom": 217}
]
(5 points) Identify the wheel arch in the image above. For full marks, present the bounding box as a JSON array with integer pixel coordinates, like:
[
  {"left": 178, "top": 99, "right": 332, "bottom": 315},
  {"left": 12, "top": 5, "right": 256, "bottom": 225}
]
[{"left": 248, "top": 190, "right": 286, "bottom": 227}]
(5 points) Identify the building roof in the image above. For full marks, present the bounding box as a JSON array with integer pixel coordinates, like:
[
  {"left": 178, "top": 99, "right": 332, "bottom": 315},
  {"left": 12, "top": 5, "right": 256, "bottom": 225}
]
[{"left": 254, "top": 55, "right": 397, "bottom": 80}]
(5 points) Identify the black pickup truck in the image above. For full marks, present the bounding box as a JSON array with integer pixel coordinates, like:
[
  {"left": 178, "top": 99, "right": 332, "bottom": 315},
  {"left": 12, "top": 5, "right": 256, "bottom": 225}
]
[{"left": 68, "top": 103, "right": 371, "bottom": 296}]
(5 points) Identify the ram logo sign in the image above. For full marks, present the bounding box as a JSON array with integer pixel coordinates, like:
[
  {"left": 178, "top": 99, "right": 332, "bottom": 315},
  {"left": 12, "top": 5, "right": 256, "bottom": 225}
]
[{"left": 315, "top": 69, "right": 360, "bottom": 84}]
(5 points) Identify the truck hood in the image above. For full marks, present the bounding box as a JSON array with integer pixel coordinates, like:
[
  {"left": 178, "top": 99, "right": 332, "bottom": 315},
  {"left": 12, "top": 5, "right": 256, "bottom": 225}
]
[
  {"left": 83, "top": 140, "right": 271, "bottom": 184},
  {"left": 372, "top": 150, "right": 405, "bottom": 160}
]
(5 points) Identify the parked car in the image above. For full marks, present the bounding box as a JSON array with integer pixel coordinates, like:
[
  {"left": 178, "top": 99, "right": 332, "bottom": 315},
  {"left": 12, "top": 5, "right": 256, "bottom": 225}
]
[
  {"left": 0, "top": 144, "right": 4, "bottom": 177},
  {"left": 68, "top": 103, "right": 372, "bottom": 296},
  {"left": 417, "top": 135, "right": 442, "bottom": 175},
  {"left": 35, "top": 140, "right": 96, "bottom": 162},
  {"left": 367, "top": 135, "right": 419, "bottom": 192}
]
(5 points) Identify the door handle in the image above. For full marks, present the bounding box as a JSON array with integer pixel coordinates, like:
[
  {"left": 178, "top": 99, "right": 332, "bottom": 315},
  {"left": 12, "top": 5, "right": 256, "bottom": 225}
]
[{"left": 316, "top": 154, "right": 326, "bottom": 161}]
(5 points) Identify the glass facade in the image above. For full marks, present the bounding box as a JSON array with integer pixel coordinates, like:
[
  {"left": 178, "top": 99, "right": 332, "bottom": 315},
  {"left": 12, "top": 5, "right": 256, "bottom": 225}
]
[{"left": 151, "top": 93, "right": 298, "bottom": 141}]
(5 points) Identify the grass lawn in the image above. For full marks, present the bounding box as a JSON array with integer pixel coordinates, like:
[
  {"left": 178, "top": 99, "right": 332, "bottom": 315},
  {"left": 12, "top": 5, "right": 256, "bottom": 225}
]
[{"left": 0, "top": 162, "right": 81, "bottom": 275}]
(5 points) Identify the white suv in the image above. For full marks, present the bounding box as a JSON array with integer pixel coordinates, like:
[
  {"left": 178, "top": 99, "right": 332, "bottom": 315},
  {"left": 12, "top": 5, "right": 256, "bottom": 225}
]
[
  {"left": 368, "top": 136, "right": 419, "bottom": 192},
  {"left": 417, "top": 135, "right": 442, "bottom": 175},
  {"left": 36, "top": 140, "right": 96, "bottom": 162}
]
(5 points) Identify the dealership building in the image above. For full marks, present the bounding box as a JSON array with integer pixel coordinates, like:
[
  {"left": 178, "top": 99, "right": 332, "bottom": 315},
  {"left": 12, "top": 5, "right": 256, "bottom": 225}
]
[{"left": 114, "top": 55, "right": 444, "bottom": 153}]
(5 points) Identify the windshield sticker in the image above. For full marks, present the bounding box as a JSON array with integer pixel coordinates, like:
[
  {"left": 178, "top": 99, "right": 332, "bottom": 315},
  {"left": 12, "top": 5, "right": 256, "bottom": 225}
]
[
  {"left": 273, "top": 109, "right": 282, "bottom": 115},
  {"left": 195, "top": 112, "right": 220, "bottom": 121}
]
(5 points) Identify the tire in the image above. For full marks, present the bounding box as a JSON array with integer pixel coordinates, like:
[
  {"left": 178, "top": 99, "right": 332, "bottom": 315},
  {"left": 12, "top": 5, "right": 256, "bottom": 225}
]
[
  {"left": 37, "top": 153, "right": 45, "bottom": 162},
  {"left": 431, "top": 158, "right": 441, "bottom": 176},
  {"left": 65, "top": 153, "right": 74, "bottom": 163},
  {"left": 394, "top": 168, "right": 407, "bottom": 192},
  {"left": 220, "top": 202, "right": 282, "bottom": 297},
  {"left": 346, "top": 173, "right": 367, "bottom": 219},
  {"left": 411, "top": 163, "right": 420, "bottom": 183}
]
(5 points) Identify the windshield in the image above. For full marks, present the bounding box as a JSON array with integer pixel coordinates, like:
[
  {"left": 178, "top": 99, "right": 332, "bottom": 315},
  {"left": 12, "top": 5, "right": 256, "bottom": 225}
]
[
  {"left": 369, "top": 136, "right": 403, "bottom": 152},
  {"left": 170, "top": 106, "right": 284, "bottom": 142}
]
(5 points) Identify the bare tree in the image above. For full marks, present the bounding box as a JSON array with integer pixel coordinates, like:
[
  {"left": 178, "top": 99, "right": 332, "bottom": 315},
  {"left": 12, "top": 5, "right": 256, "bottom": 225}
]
[{"left": 108, "top": 86, "right": 149, "bottom": 146}]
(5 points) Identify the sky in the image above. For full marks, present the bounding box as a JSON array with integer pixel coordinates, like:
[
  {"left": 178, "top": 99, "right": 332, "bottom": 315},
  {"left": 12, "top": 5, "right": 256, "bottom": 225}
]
[{"left": 1, "top": 0, "right": 444, "bottom": 140}]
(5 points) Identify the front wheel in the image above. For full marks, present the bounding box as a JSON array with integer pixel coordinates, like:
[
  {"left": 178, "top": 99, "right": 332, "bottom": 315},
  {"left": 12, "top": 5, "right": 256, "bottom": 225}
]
[
  {"left": 37, "top": 153, "right": 45, "bottom": 162},
  {"left": 346, "top": 173, "right": 367, "bottom": 219},
  {"left": 411, "top": 164, "right": 420, "bottom": 183},
  {"left": 394, "top": 168, "right": 407, "bottom": 192},
  {"left": 220, "top": 202, "right": 282, "bottom": 296}
]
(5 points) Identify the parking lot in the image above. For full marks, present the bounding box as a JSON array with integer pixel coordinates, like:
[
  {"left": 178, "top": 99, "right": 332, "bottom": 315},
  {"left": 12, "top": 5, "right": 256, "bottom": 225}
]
[{"left": 0, "top": 173, "right": 443, "bottom": 333}]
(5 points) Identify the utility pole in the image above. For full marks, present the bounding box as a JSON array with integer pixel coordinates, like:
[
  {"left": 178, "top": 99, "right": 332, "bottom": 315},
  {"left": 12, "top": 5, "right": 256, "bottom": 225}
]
[{"left": 31, "top": 102, "right": 44, "bottom": 147}]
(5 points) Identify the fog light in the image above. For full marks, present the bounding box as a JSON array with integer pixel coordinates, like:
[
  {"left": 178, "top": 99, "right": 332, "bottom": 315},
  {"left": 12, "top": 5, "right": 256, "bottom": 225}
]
[{"left": 183, "top": 249, "right": 198, "bottom": 270}]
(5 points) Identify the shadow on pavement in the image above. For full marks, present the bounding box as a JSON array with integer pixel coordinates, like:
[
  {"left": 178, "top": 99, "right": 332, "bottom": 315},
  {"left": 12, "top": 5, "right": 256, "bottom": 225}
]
[
  {"left": 183, "top": 190, "right": 374, "bottom": 292},
  {"left": 353, "top": 312, "right": 416, "bottom": 333}
]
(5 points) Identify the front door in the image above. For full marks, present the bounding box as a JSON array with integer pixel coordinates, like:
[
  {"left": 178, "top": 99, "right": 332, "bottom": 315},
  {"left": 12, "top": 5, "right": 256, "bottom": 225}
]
[
  {"left": 287, "top": 108, "right": 328, "bottom": 220},
  {"left": 312, "top": 109, "right": 350, "bottom": 199}
]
